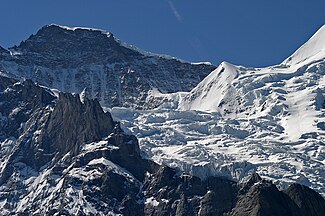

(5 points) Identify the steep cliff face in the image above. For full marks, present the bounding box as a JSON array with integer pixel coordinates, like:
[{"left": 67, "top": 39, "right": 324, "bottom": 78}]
[
  {"left": 0, "top": 24, "right": 216, "bottom": 109},
  {"left": 44, "top": 92, "right": 115, "bottom": 163},
  {"left": 0, "top": 75, "right": 324, "bottom": 215}
]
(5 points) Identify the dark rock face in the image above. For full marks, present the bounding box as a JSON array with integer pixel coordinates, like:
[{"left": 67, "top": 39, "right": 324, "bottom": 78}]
[
  {"left": 14, "top": 25, "right": 140, "bottom": 67},
  {"left": 138, "top": 165, "right": 238, "bottom": 216},
  {"left": 43, "top": 92, "right": 114, "bottom": 164},
  {"left": 284, "top": 183, "right": 325, "bottom": 216},
  {"left": 1, "top": 24, "right": 216, "bottom": 108},
  {"left": 0, "top": 75, "right": 324, "bottom": 215},
  {"left": 230, "top": 181, "right": 298, "bottom": 216},
  {"left": 229, "top": 176, "right": 325, "bottom": 216}
]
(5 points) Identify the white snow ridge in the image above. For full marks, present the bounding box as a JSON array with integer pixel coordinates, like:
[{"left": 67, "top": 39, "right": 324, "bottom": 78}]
[
  {"left": 282, "top": 24, "right": 325, "bottom": 66},
  {"left": 111, "top": 24, "right": 325, "bottom": 196}
]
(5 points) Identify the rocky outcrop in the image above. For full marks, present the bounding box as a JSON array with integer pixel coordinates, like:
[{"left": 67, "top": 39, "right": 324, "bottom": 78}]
[
  {"left": 1, "top": 24, "right": 216, "bottom": 108},
  {"left": 230, "top": 180, "right": 298, "bottom": 216},
  {"left": 229, "top": 175, "right": 325, "bottom": 216},
  {"left": 43, "top": 92, "right": 115, "bottom": 164}
]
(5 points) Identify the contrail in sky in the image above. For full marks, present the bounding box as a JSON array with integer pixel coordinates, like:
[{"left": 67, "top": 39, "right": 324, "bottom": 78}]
[{"left": 168, "top": 1, "right": 183, "bottom": 23}]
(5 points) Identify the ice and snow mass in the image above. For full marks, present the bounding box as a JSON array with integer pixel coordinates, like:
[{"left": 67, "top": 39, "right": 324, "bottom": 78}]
[
  {"left": 110, "top": 24, "right": 325, "bottom": 196},
  {"left": 0, "top": 23, "right": 324, "bottom": 201}
]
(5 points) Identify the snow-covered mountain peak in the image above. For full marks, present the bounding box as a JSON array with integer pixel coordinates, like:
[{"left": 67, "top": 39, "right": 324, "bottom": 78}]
[
  {"left": 219, "top": 61, "right": 238, "bottom": 71},
  {"left": 0, "top": 24, "right": 216, "bottom": 108},
  {"left": 179, "top": 61, "right": 240, "bottom": 113},
  {"left": 179, "top": 25, "right": 325, "bottom": 116},
  {"left": 282, "top": 24, "right": 325, "bottom": 66},
  {"left": 198, "top": 61, "right": 239, "bottom": 85}
]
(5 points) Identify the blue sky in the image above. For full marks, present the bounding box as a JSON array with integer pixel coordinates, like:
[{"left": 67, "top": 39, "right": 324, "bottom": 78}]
[{"left": 0, "top": 0, "right": 324, "bottom": 67}]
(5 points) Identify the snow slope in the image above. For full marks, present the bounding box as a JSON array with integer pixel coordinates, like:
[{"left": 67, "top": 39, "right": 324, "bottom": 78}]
[
  {"left": 179, "top": 61, "right": 239, "bottom": 113},
  {"left": 180, "top": 24, "right": 325, "bottom": 140}
]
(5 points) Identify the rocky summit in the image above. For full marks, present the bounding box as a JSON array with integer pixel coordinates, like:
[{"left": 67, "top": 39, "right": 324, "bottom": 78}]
[
  {"left": 0, "top": 24, "right": 215, "bottom": 109},
  {"left": 0, "top": 74, "right": 324, "bottom": 215}
]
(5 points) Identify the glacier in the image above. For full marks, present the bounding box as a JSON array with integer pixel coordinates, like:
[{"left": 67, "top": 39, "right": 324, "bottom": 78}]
[{"left": 110, "top": 24, "right": 325, "bottom": 197}]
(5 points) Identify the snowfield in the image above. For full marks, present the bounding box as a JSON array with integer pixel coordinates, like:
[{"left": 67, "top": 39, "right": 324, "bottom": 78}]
[{"left": 110, "top": 25, "right": 325, "bottom": 196}]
